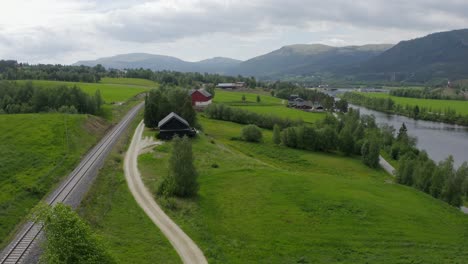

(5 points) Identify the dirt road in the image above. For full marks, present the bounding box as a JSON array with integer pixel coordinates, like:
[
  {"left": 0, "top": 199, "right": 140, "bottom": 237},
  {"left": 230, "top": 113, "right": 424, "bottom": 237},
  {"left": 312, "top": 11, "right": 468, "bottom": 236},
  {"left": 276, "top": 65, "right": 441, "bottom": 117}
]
[{"left": 124, "top": 121, "right": 207, "bottom": 264}]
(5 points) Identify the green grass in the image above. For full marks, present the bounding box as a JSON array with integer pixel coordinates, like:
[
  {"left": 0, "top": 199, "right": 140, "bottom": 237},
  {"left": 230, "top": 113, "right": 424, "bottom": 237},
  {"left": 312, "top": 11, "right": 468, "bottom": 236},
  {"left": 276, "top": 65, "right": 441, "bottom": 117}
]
[
  {"left": 139, "top": 116, "right": 468, "bottom": 263},
  {"left": 79, "top": 114, "right": 180, "bottom": 264},
  {"left": 100, "top": 77, "right": 158, "bottom": 87},
  {"left": 214, "top": 89, "right": 326, "bottom": 123},
  {"left": 0, "top": 113, "right": 109, "bottom": 247},
  {"left": 16, "top": 79, "right": 150, "bottom": 103},
  {"left": 359, "top": 92, "right": 468, "bottom": 115}
]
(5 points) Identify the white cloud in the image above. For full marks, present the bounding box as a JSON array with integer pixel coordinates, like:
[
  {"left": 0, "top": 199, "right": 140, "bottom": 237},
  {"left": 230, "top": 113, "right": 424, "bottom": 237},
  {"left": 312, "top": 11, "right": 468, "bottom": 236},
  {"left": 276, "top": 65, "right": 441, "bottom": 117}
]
[{"left": 0, "top": 0, "right": 467, "bottom": 64}]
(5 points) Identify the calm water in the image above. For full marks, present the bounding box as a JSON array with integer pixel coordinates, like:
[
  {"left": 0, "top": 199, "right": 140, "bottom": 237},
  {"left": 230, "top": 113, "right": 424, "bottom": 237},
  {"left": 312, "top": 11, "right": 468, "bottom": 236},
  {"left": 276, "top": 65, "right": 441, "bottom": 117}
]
[{"left": 349, "top": 104, "right": 468, "bottom": 167}]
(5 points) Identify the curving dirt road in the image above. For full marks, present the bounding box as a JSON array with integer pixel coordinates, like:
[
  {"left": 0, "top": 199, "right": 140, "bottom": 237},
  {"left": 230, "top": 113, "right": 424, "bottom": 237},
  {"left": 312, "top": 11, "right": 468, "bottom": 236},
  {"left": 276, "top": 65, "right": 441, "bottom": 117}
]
[{"left": 124, "top": 121, "right": 207, "bottom": 264}]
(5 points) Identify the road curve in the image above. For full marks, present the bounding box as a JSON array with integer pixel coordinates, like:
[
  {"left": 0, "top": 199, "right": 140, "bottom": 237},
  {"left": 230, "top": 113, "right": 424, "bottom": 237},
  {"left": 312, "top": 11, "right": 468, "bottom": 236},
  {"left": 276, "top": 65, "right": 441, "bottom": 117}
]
[
  {"left": 0, "top": 103, "right": 144, "bottom": 264},
  {"left": 124, "top": 121, "right": 207, "bottom": 264}
]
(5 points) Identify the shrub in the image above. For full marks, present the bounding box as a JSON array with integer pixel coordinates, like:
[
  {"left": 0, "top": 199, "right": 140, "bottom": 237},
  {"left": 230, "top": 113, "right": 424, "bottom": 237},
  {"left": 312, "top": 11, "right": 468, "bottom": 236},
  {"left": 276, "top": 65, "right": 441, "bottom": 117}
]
[{"left": 241, "top": 125, "right": 263, "bottom": 142}]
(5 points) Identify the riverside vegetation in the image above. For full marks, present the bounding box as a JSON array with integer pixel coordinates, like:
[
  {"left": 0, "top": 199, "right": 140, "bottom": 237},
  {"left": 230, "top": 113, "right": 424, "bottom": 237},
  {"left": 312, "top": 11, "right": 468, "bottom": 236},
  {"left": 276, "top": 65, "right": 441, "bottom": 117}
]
[{"left": 342, "top": 91, "right": 468, "bottom": 125}]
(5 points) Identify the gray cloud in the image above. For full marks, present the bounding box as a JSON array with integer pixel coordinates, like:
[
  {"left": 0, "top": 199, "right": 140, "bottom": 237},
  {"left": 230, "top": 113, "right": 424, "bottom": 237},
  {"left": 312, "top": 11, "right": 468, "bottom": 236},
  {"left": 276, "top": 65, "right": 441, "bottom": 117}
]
[{"left": 1, "top": 0, "right": 468, "bottom": 64}]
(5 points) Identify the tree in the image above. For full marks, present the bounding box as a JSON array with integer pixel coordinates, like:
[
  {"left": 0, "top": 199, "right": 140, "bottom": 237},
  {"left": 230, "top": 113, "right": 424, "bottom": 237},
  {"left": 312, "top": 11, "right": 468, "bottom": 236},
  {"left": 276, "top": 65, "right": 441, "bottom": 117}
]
[
  {"left": 256, "top": 95, "right": 261, "bottom": 103},
  {"left": 205, "top": 84, "right": 215, "bottom": 98},
  {"left": 33, "top": 203, "right": 115, "bottom": 264},
  {"left": 272, "top": 124, "right": 281, "bottom": 145},
  {"left": 397, "top": 123, "right": 408, "bottom": 142},
  {"left": 338, "top": 125, "right": 354, "bottom": 156},
  {"left": 158, "top": 136, "right": 198, "bottom": 197},
  {"left": 241, "top": 124, "right": 262, "bottom": 142},
  {"left": 440, "top": 156, "right": 463, "bottom": 206},
  {"left": 361, "top": 136, "right": 380, "bottom": 168},
  {"left": 335, "top": 99, "right": 348, "bottom": 113},
  {"left": 242, "top": 94, "right": 246, "bottom": 103}
]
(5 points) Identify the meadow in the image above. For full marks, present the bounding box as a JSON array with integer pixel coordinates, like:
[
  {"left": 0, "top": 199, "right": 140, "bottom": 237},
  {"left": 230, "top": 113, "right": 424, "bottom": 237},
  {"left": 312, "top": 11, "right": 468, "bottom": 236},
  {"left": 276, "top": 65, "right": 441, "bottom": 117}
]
[
  {"left": 79, "top": 112, "right": 180, "bottom": 264},
  {"left": 214, "top": 89, "right": 326, "bottom": 123},
  {"left": 359, "top": 92, "right": 468, "bottom": 115},
  {"left": 138, "top": 116, "right": 468, "bottom": 263},
  {"left": 0, "top": 114, "right": 109, "bottom": 247},
  {"left": 16, "top": 79, "right": 152, "bottom": 104}
]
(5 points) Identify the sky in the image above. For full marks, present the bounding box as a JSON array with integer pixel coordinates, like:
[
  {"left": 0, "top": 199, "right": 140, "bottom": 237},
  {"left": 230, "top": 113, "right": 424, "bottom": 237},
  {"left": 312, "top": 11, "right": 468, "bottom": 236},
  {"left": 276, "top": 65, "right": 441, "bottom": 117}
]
[{"left": 0, "top": 0, "right": 467, "bottom": 64}]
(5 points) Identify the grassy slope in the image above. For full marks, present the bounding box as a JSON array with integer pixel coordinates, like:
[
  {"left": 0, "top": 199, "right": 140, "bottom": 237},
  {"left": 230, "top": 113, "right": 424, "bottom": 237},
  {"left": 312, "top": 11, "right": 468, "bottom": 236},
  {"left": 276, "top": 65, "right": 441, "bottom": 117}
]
[
  {"left": 79, "top": 114, "right": 180, "bottom": 263},
  {"left": 359, "top": 92, "right": 468, "bottom": 115},
  {"left": 0, "top": 114, "right": 108, "bottom": 247},
  {"left": 139, "top": 117, "right": 468, "bottom": 263},
  {"left": 214, "top": 89, "right": 326, "bottom": 123}
]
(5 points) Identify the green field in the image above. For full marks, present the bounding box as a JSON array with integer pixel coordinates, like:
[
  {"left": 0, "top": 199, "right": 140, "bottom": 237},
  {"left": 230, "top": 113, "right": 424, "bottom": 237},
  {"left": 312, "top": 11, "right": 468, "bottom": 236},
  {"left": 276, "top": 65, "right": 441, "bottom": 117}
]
[
  {"left": 360, "top": 92, "right": 468, "bottom": 115},
  {"left": 0, "top": 114, "right": 109, "bottom": 247},
  {"left": 79, "top": 113, "right": 180, "bottom": 264},
  {"left": 16, "top": 79, "right": 151, "bottom": 103},
  {"left": 100, "top": 77, "right": 158, "bottom": 87},
  {"left": 214, "top": 89, "right": 326, "bottom": 123},
  {"left": 138, "top": 117, "right": 468, "bottom": 263}
]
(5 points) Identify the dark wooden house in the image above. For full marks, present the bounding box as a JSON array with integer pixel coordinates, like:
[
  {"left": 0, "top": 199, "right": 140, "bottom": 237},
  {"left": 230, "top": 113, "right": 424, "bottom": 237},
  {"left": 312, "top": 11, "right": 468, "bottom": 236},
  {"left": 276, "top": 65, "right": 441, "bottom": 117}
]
[{"left": 158, "top": 112, "right": 196, "bottom": 139}]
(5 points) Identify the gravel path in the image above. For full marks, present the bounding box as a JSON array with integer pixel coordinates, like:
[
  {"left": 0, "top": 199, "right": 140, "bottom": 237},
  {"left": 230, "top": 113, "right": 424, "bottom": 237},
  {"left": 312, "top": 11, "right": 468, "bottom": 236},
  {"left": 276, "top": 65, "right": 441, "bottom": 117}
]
[{"left": 124, "top": 121, "right": 207, "bottom": 264}]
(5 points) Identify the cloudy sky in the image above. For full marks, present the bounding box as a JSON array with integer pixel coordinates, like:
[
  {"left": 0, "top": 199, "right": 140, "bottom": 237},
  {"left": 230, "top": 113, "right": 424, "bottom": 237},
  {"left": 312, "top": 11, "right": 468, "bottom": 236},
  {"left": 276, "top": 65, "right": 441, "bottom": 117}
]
[{"left": 0, "top": 0, "right": 467, "bottom": 64}]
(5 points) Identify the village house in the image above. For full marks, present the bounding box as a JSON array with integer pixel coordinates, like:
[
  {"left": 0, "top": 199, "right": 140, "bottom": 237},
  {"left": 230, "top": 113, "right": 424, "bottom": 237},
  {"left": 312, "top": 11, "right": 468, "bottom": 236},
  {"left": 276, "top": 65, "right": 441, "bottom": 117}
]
[
  {"left": 287, "top": 95, "right": 312, "bottom": 109},
  {"left": 158, "top": 112, "right": 196, "bottom": 140},
  {"left": 216, "top": 82, "right": 246, "bottom": 89},
  {"left": 189, "top": 89, "right": 212, "bottom": 107}
]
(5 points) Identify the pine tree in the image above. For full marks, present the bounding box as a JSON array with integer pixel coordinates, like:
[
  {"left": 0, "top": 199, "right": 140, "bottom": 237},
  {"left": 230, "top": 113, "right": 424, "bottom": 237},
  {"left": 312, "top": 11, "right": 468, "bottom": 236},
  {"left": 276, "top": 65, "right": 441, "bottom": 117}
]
[{"left": 256, "top": 95, "right": 261, "bottom": 103}]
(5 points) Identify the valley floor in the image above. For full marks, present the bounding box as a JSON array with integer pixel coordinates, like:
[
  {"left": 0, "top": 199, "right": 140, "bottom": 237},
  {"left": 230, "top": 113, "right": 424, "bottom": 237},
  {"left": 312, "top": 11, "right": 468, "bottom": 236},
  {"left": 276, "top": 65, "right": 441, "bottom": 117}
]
[{"left": 137, "top": 116, "right": 468, "bottom": 263}]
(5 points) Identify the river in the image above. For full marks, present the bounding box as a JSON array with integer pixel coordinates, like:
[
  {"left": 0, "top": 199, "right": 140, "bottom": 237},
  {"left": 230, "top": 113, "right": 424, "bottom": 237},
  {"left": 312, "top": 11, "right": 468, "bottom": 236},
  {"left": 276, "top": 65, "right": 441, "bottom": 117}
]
[{"left": 349, "top": 104, "right": 468, "bottom": 167}]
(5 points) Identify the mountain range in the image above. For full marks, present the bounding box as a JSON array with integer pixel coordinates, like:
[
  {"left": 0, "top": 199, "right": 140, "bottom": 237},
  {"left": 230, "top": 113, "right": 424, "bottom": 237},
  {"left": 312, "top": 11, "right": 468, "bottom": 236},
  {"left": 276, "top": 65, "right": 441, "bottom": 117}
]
[{"left": 75, "top": 29, "right": 468, "bottom": 82}]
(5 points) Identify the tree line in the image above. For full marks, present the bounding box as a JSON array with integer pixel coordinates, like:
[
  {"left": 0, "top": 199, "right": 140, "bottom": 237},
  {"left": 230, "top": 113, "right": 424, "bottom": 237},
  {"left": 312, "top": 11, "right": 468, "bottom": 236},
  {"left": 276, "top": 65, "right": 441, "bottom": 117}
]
[
  {"left": 0, "top": 81, "right": 102, "bottom": 115},
  {"left": 390, "top": 87, "right": 467, "bottom": 100},
  {"left": 342, "top": 92, "right": 468, "bottom": 126},
  {"left": 0, "top": 60, "right": 105, "bottom": 83}
]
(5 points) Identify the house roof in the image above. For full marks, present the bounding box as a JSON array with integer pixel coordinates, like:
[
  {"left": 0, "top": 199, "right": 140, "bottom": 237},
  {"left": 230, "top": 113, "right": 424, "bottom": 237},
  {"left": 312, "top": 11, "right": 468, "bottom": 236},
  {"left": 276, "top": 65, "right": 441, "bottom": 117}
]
[
  {"left": 158, "top": 112, "right": 190, "bottom": 128},
  {"left": 217, "top": 83, "right": 236, "bottom": 87},
  {"left": 189, "top": 89, "right": 212, "bottom": 97}
]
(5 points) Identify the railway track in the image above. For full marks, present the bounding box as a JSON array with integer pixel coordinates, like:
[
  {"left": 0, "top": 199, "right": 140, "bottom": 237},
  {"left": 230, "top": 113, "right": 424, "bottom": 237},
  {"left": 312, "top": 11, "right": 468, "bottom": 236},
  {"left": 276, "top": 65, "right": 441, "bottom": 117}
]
[{"left": 0, "top": 102, "right": 144, "bottom": 264}]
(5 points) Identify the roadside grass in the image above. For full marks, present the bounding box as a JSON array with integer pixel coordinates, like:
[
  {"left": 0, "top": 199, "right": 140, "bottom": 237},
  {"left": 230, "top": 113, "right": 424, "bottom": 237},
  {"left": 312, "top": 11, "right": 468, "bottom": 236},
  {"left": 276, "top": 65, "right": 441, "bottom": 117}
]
[
  {"left": 139, "top": 116, "right": 468, "bottom": 263},
  {"left": 359, "top": 92, "right": 468, "bottom": 115},
  {"left": 214, "top": 89, "right": 326, "bottom": 123},
  {"left": 16, "top": 79, "right": 150, "bottom": 104},
  {"left": 0, "top": 113, "right": 109, "bottom": 248},
  {"left": 79, "top": 113, "right": 180, "bottom": 264},
  {"left": 100, "top": 77, "right": 158, "bottom": 87}
]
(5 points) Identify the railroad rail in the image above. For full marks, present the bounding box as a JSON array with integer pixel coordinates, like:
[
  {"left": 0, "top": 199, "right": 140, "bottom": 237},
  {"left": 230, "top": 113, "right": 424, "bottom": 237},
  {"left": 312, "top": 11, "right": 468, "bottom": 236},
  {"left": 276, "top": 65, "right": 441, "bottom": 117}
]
[{"left": 0, "top": 103, "right": 144, "bottom": 264}]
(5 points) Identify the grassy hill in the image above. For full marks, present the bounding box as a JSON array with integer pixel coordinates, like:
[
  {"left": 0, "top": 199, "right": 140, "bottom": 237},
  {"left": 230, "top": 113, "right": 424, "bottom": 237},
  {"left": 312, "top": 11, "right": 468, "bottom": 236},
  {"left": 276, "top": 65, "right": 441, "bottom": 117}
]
[
  {"left": 138, "top": 117, "right": 468, "bottom": 263},
  {"left": 214, "top": 89, "right": 325, "bottom": 123},
  {"left": 0, "top": 114, "right": 109, "bottom": 247}
]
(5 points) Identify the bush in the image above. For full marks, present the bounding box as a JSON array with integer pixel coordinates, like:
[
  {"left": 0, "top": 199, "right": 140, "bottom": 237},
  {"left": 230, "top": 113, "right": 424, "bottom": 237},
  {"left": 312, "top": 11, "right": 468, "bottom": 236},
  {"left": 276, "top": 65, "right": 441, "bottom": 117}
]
[
  {"left": 241, "top": 125, "right": 263, "bottom": 142},
  {"left": 33, "top": 203, "right": 115, "bottom": 264}
]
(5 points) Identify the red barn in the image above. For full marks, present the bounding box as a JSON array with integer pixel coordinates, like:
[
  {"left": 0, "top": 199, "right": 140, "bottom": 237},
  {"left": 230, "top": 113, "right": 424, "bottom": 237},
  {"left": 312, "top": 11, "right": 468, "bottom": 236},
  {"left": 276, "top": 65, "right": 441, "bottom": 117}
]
[{"left": 189, "top": 89, "right": 212, "bottom": 107}]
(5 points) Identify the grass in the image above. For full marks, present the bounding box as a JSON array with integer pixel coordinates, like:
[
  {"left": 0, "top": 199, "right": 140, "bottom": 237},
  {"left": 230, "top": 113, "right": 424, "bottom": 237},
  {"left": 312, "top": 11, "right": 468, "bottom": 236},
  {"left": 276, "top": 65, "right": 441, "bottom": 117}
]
[
  {"left": 139, "top": 116, "right": 468, "bottom": 263},
  {"left": 100, "top": 77, "right": 158, "bottom": 87},
  {"left": 214, "top": 89, "right": 326, "bottom": 123},
  {"left": 359, "top": 92, "right": 468, "bottom": 115},
  {"left": 16, "top": 79, "right": 150, "bottom": 104},
  {"left": 0, "top": 113, "right": 109, "bottom": 248},
  {"left": 79, "top": 113, "right": 180, "bottom": 263}
]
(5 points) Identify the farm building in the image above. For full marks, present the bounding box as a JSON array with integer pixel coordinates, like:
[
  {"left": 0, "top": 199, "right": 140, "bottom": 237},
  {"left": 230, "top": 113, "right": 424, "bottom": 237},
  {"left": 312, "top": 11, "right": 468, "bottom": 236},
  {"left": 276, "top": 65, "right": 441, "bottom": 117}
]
[
  {"left": 288, "top": 96, "right": 312, "bottom": 109},
  {"left": 189, "top": 89, "right": 212, "bottom": 107},
  {"left": 158, "top": 112, "right": 196, "bottom": 140},
  {"left": 216, "top": 82, "right": 246, "bottom": 89}
]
